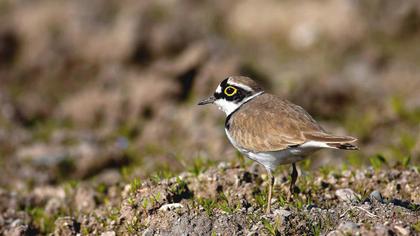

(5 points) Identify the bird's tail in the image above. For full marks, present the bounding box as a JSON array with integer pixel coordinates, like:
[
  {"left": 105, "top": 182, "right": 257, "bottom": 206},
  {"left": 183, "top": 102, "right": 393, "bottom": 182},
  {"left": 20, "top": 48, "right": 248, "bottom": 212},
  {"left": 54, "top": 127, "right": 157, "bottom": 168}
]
[
  {"left": 303, "top": 132, "right": 359, "bottom": 150},
  {"left": 326, "top": 142, "right": 359, "bottom": 150}
]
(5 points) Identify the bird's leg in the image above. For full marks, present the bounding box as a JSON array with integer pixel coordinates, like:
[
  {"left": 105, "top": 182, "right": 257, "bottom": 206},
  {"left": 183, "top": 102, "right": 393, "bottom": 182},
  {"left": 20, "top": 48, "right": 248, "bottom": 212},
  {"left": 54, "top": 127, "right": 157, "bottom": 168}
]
[
  {"left": 288, "top": 163, "right": 298, "bottom": 201},
  {"left": 266, "top": 170, "right": 274, "bottom": 214}
]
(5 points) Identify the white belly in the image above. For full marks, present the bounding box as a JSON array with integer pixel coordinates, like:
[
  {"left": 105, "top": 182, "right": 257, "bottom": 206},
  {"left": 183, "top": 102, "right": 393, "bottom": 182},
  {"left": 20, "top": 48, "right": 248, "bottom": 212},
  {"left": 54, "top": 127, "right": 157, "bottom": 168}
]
[
  {"left": 245, "top": 150, "right": 306, "bottom": 172},
  {"left": 225, "top": 129, "right": 322, "bottom": 172}
]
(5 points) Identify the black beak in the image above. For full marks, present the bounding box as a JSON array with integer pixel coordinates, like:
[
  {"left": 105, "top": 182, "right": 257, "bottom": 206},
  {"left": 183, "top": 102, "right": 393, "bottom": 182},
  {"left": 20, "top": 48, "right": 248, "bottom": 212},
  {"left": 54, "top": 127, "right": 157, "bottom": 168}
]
[{"left": 197, "top": 96, "right": 216, "bottom": 105}]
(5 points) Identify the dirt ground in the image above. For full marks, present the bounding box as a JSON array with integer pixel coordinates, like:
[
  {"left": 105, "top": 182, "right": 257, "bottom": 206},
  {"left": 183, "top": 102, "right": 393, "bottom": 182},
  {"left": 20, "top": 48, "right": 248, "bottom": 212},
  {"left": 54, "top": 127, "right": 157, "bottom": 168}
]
[
  {"left": 0, "top": 162, "right": 420, "bottom": 235},
  {"left": 0, "top": 0, "right": 420, "bottom": 235},
  {"left": 1, "top": 162, "right": 419, "bottom": 235}
]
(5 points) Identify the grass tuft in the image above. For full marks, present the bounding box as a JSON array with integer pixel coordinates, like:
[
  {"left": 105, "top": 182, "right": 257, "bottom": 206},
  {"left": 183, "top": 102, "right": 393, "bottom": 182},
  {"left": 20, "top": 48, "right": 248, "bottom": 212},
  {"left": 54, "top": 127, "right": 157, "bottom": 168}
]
[
  {"left": 129, "top": 178, "right": 142, "bottom": 194},
  {"left": 197, "top": 197, "right": 216, "bottom": 216},
  {"left": 369, "top": 154, "right": 387, "bottom": 170}
]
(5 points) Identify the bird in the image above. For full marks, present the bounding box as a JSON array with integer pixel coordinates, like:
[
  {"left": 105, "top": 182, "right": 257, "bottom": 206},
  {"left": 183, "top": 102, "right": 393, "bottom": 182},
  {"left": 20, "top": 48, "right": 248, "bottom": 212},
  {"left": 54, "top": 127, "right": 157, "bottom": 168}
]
[{"left": 198, "top": 76, "right": 358, "bottom": 214}]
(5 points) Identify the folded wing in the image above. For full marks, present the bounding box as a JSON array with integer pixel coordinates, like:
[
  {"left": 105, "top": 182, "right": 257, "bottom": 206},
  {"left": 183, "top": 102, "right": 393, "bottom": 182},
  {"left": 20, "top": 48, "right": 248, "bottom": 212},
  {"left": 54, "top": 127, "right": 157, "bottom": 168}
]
[{"left": 228, "top": 94, "right": 357, "bottom": 152}]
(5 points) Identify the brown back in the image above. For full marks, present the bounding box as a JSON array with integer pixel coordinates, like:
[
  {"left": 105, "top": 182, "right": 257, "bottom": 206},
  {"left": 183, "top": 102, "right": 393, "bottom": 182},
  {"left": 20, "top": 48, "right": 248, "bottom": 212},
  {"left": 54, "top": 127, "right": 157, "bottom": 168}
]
[{"left": 228, "top": 93, "right": 330, "bottom": 152}]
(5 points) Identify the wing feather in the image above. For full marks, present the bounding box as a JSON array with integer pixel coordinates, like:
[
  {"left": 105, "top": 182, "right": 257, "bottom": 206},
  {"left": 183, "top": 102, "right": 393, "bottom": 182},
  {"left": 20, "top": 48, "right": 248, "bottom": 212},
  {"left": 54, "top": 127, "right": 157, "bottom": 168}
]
[{"left": 303, "top": 132, "right": 357, "bottom": 143}]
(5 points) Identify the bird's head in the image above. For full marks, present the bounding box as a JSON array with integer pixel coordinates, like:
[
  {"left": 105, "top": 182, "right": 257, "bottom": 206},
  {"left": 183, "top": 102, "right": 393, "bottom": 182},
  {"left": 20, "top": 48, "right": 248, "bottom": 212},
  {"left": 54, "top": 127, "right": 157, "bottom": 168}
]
[{"left": 198, "top": 76, "right": 264, "bottom": 115}]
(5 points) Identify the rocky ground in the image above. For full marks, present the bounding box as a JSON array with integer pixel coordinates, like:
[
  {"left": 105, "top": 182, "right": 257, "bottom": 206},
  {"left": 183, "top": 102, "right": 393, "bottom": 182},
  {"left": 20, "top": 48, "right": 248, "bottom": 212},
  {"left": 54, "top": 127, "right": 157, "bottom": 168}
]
[
  {"left": 1, "top": 162, "right": 419, "bottom": 235},
  {"left": 1, "top": 0, "right": 420, "bottom": 235}
]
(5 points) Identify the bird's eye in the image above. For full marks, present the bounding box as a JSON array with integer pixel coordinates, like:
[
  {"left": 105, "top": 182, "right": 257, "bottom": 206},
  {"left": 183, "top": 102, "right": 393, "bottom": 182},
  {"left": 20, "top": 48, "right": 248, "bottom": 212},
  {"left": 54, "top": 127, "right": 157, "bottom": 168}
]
[{"left": 224, "top": 86, "right": 237, "bottom": 96}]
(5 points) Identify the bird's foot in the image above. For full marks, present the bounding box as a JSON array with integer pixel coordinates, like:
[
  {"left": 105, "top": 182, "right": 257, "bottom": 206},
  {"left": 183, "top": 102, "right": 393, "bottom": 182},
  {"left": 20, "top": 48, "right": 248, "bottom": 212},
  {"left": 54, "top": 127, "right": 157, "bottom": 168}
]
[
  {"left": 287, "top": 192, "right": 294, "bottom": 202},
  {"left": 287, "top": 187, "right": 300, "bottom": 202}
]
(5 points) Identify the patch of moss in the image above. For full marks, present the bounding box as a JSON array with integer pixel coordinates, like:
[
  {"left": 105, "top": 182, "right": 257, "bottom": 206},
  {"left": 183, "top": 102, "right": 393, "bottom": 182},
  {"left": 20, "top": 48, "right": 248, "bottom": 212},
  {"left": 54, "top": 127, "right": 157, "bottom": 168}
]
[
  {"left": 125, "top": 215, "right": 144, "bottom": 234},
  {"left": 28, "top": 207, "right": 63, "bottom": 234},
  {"left": 63, "top": 180, "right": 79, "bottom": 196},
  {"left": 369, "top": 154, "right": 388, "bottom": 171},
  {"left": 253, "top": 188, "right": 268, "bottom": 210},
  {"left": 169, "top": 177, "right": 192, "bottom": 202},
  {"left": 151, "top": 169, "right": 174, "bottom": 184},
  {"left": 196, "top": 197, "right": 216, "bottom": 216},
  {"left": 391, "top": 96, "right": 420, "bottom": 125},
  {"left": 262, "top": 218, "right": 280, "bottom": 235},
  {"left": 188, "top": 157, "right": 216, "bottom": 176},
  {"left": 129, "top": 178, "right": 142, "bottom": 194},
  {"left": 413, "top": 221, "right": 420, "bottom": 233},
  {"left": 216, "top": 192, "right": 240, "bottom": 214}
]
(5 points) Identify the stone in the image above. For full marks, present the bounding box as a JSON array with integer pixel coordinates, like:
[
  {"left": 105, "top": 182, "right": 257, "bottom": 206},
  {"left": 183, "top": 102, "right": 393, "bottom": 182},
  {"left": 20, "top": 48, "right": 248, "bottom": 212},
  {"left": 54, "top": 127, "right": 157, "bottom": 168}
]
[
  {"left": 4, "top": 224, "right": 29, "bottom": 236},
  {"left": 338, "top": 221, "right": 359, "bottom": 233},
  {"left": 101, "top": 231, "right": 116, "bottom": 236},
  {"left": 142, "top": 228, "right": 154, "bottom": 236},
  {"left": 326, "top": 230, "right": 342, "bottom": 236},
  {"left": 373, "top": 224, "right": 392, "bottom": 236},
  {"left": 31, "top": 186, "right": 66, "bottom": 203},
  {"left": 159, "top": 203, "right": 184, "bottom": 212},
  {"left": 335, "top": 189, "right": 360, "bottom": 203},
  {"left": 273, "top": 208, "right": 292, "bottom": 218},
  {"left": 369, "top": 190, "right": 384, "bottom": 203},
  {"left": 217, "top": 162, "right": 230, "bottom": 170},
  {"left": 394, "top": 225, "right": 410, "bottom": 236}
]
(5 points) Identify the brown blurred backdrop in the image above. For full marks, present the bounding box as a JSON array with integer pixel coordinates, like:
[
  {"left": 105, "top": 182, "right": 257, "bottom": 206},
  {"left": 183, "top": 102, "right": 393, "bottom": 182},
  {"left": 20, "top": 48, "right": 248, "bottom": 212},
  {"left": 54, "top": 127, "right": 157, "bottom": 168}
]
[{"left": 0, "top": 0, "right": 419, "bottom": 189}]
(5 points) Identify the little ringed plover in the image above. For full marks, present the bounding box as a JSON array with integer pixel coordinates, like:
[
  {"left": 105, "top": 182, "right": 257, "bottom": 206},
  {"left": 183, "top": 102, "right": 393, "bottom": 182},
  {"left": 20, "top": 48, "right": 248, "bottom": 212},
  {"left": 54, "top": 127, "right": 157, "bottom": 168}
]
[{"left": 198, "top": 76, "right": 358, "bottom": 213}]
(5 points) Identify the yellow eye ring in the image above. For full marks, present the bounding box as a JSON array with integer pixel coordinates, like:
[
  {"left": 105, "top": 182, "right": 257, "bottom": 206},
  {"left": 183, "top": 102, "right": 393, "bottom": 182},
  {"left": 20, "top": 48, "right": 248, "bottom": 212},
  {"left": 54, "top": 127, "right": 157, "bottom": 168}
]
[{"left": 224, "top": 86, "right": 237, "bottom": 96}]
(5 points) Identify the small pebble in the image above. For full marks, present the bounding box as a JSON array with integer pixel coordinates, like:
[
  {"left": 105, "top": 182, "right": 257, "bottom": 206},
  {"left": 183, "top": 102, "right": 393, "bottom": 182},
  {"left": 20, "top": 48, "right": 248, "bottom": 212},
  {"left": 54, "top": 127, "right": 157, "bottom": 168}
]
[
  {"left": 10, "top": 219, "right": 22, "bottom": 227},
  {"left": 335, "top": 189, "right": 360, "bottom": 203},
  {"left": 338, "top": 221, "right": 359, "bottom": 233},
  {"left": 369, "top": 190, "right": 384, "bottom": 203},
  {"left": 217, "top": 162, "right": 230, "bottom": 170},
  {"left": 159, "top": 203, "right": 184, "bottom": 212},
  {"left": 101, "top": 231, "right": 116, "bottom": 236},
  {"left": 373, "top": 224, "right": 390, "bottom": 235},
  {"left": 394, "top": 225, "right": 410, "bottom": 236},
  {"left": 142, "top": 228, "right": 154, "bottom": 236},
  {"left": 273, "top": 208, "right": 292, "bottom": 218},
  {"left": 326, "top": 230, "right": 341, "bottom": 236}
]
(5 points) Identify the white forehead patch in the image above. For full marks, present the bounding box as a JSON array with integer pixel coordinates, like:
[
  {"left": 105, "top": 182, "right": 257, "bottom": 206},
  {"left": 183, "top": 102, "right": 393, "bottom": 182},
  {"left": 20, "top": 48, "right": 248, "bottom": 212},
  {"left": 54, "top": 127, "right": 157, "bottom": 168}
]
[
  {"left": 215, "top": 85, "right": 222, "bottom": 93},
  {"left": 227, "top": 79, "right": 252, "bottom": 91}
]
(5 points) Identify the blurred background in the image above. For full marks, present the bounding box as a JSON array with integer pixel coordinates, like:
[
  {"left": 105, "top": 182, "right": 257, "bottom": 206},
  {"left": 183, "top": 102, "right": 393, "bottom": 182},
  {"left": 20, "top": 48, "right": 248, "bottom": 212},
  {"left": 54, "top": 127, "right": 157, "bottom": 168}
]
[{"left": 0, "top": 0, "right": 419, "bottom": 190}]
